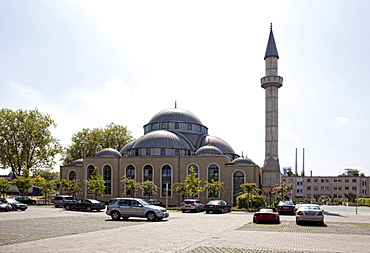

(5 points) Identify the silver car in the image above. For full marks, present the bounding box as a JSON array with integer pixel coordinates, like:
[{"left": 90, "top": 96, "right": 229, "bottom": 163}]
[
  {"left": 181, "top": 199, "right": 205, "bottom": 213},
  {"left": 106, "top": 198, "right": 169, "bottom": 221},
  {"left": 296, "top": 204, "right": 324, "bottom": 225}
]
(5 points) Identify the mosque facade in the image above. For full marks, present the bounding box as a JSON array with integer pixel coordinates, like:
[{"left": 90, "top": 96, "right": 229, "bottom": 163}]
[{"left": 60, "top": 27, "right": 282, "bottom": 206}]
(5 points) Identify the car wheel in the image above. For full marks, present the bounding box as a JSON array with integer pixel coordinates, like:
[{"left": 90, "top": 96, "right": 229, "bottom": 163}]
[
  {"left": 182, "top": 210, "right": 185, "bottom": 213},
  {"left": 31, "top": 201, "right": 36, "bottom": 205},
  {"left": 221, "top": 208, "right": 224, "bottom": 213},
  {"left": 206, "top": 210, "right": 210, "bottom": 214},
  {"left": 253, "top": 218, "right": 257, "bottom": 223},
  {"left": 146, "top": 212, "right": 157, "bottom": 221},
  {"left": 86, "top": 206, "right": 92, "bottom": 212},
  {"left": 276, "top": 218, "right": 280, "bottom": 224},
  {"left": 111, "top": 211, "right": 121, "bottom": 221},
  {"left": 21, "top": 209, "right": 26, "bottom": 211},
  {"left": 196, "top": 208, "right": 200, "bottom": 213},
  {"left": 65, "top": 205, "right": 71, "bottom": 210}
]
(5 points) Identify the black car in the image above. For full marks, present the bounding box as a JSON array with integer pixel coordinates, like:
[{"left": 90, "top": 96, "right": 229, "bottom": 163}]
[
  {"left": 0, "top": 198, "right": 28, "bottom": 211},
  {"left": 277, "top": 201, "right": 296, "bottom": 215},
  {"left": 64, "top": 199, "right": 105, "bottom": 212},
  {"left": 12, "top": 196, "right": 36, "bottom": 205},
  {"left": 204, "top": 200, "right": 231, "bottom": 214}
]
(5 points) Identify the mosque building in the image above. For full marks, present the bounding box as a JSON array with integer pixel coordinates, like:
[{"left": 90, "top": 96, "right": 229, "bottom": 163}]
[{"left": 60, "top": 26, "right": 282, "bottom": 206}]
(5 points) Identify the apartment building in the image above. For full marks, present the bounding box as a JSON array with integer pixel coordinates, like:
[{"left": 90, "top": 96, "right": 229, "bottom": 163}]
[{"left": 282, "top": 176, "right": 370, "bottom": 199}]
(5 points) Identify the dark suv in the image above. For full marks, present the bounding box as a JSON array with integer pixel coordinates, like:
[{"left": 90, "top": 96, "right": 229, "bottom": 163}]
[{"left": 106, "top": 198, "right": 169, "bottom": 221}]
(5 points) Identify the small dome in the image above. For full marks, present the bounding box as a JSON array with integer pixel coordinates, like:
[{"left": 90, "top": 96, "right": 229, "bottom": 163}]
[
  {"left": 120, "top": 140, "right": 136, "bottom": 155},
  {"left": 195, "top": 145, "right": 224, "bottom": 156},
  {"left": 148, "top": 108, "right": 203, "bottom": 125},
  {"left": 231, "top": 157, "right": 256, "bottom": 166},
  {"left": 72, "top": 159, "right": 83, "bottom": 166},
  {"left": 96, "top": 148, "right": 122, "bottom": 158},
  {"left": 198, "top": 136, "right": 236, "bottom": 155},
  {"left": 132, "top": 130, "right": 192, "bottom": 150}
]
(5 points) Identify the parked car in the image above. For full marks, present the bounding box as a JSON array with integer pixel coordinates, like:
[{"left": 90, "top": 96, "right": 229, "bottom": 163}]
[
  {"left": 106, "top": 198, "right": 169, "bottom": 221},
  {"left": 64, "top": 199, "right": 105, "bottom": 212},
  {"left": 0, "top": 199, "right": 12, "bottom": 211},
  {"left": 204, "top": 200, "right": 231, "bottom": 213},
  {"left": 253, "top": 207, "right": 280, "bottom": 223},
  {"left": 181, "top": 199, "right": 205, "bottom": 213},
  {"left": 277, "top": 201, "right": 296, "bottom": 215},
  {"left": 296, "top": 204, "right": 324, "bottom": 225},
  {"left": 12, "top": 196, "right": 36, "bottom": 205},
  {"left": 0, "top": 198, "right": 27, "bottom": 211},
  {"left": 145, "top": 199, "right": 165, "bottom": 207},
  {"left": 54, "top": 195, "right": 76, "bottom": 208}
]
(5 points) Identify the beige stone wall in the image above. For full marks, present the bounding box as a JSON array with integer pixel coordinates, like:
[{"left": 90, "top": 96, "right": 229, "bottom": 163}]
[{"left": 60, "top": 155, "right": 262, "bottom": 206}]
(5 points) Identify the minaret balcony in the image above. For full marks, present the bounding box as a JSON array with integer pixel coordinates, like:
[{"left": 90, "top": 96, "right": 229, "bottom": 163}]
[{"left": 261, "top": 76, "right": 283, "bottom": 88}]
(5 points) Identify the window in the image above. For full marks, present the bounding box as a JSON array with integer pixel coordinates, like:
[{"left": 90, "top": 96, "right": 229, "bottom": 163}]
[
  {"left": 297, "top": 181, "right": 303, "bottom": 185},
  {"left": 362, "top": 181, "right": 367, "bottom": 186},
  {"left": 352, "top": 179, "right": 357, "bottom": 183},
  {"left": 161, "top": 148, "right": 166, "bottom": 156},
  {"left": 321, "top": 179, "right": 329, "bottom": 183},
  {"left": 161, "top": 123, "right": 166, "bottom": 129},
  {"left": 314, "top": 186, "right": 318, "bottom": 191},
  {"left": 175, "top": 123, "right": 179, "bottom": 129},
  {"left": 143, "top": 165, "right": 153, "bottom": 182},
  {"left": 307, "top": 179, "right": 311, "bottom": 183},
  {"left": 233, "top": 171, "right": 244, "bottom": 204},
  {"left": 151, "top": 124, "right": 155, "bottom": 130},
  {"left": 188, "top": 124, "right": 192, "bottom": 130},
  {"left": 208, "top": 164, "right": 219, "bottom": 182},
  {"left": 282, "top": 179, "right": 286, "bottom": 183},
  {"left": 321, "top": 187, "right": 329, "bottom": 191},
  {"left": 198, "top": 125, "right": 202, "bottom": 132},
  {"left": 345, "top": 179, "right": 349, "bottom": 183},
  {"left": 126, "top": 165, "right": 135, "bottom": 179},
  {"left": 161, "top": 165, "right": 172, "bottom": 197},
  {"left": 345, "top": 187, "right": 349, "bottom": 191},
  {"left": 68, "top": 170, "right": 76, "bottom": 181},
  {"left": 87, "top": 165, "right": 95, "bottom": 180},
  {"left": 352, "top": 187, "right": 357, "bottom": 191},
  {"left": 146, "top": 148, "right": 151, "bottom": 155},
  {"left": 362, "top": 190, "right": 367, "bottom": 195},
  {"left": 307, "top": 186, "right": 311, "bottom": 191},
  {"left": 314, "top": 179, "right": 318, "bottom": 183},
  {"left": 175, "top": 149, "right": 180, "bottom": 156},
  {"left": 334, "top": 179, "right": 342, "bottom": 183},
  {"left": 289, "top": 179, "right": 293, "bottom": 183},
  {"left": 297, "top": 189, "right": 302, "bottom": 193},
  {"left": 334, "top": 187, "right": 341, "bottom": 191},
  {"left": 187, "top": 164, "right": 199, "bottom": 178},
  {"left": 103, "top": 165, "right": 112, "bottom": 195}
]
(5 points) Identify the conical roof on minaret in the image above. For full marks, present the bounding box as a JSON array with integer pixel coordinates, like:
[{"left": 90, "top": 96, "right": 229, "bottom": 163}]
[{"left": 264, "top": 25, "right": 279, "bottom": 59}]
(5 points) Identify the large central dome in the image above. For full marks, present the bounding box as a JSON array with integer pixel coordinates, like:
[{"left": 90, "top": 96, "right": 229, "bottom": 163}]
[{"left": 148, "top": 108, "right": 203, "bottom": 125}]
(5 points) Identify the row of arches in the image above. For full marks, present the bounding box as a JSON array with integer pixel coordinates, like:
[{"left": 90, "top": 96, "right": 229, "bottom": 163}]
[{"left": 68, "top": 163, "right": 246, "bottom": 201}]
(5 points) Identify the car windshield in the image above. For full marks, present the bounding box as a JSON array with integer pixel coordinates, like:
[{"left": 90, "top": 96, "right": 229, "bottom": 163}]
[
  {"left": 259, "top": 208, "right": 275, "bottom": 212},
  {"left": 6, "top": 198, "right": 17, "bottom": 203},
  {"left": 300, "top": 205, "right": 320, "bottom": 210},
  {"left": 90, "top": 200, "right": 100, "bottom": 203},
  {"left": 206, "top": 201, "right": 220, "bottom": 205}
]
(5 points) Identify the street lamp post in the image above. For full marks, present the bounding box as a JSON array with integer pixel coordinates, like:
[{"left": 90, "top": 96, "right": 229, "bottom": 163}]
[{"left": 81, "top": 141, "right": 86, "bottom": 199}]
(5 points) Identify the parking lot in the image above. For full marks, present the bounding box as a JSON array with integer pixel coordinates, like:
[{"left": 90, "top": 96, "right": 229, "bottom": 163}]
[{"left": 1, "top": 205, "right": 370, "bottom": 252}]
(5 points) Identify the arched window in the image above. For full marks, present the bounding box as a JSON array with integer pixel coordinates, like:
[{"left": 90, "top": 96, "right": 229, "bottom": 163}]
[
  {"left": 208, "top": 164, "right": 219, "bottom": 182},
  {"left": 161, "top": 165, "right": 172, "bottom": 197},
  {"left": 146, "top": 148, "right": 151, "bottom": 155},
  {"left": 103, "top": 165, "right": 112, "bottom": 195},
  {"left": 68, "top": 170, "right": 77, "bottom": 181},
  {"left": 187, "top": 164, "right": 199, "bottom": 178},
  {"left": 87, "top": 165, "right": 95, "bottom": 180},
  {"left": 161, "top": 148, "right": 166, "bottom": 156},
  {"left": 233, "top": 171, "right": 245, "bottom": 204},
  {"left": 126, "top": 165, "right": 135, "bottom": 179},
  {"left": 143, "top": 165, "right": 153, "bottom": 182}
]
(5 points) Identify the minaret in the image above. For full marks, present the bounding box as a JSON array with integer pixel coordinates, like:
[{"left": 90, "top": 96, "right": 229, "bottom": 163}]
[{"left": 261, "top": 24, "right": 283, "bottom": 189}]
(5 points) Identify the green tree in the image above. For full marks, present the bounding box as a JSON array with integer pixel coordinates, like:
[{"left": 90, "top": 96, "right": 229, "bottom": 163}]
[
  {"left": 86, "top": 167, "right": 106, "bottom": 199},
  {"left": 32, "top": 169, "right": 59, "bottom": 181},
  {"left": 33, "top": 175, "right": 55, "bottom": 204},
  {"left": 121, "top": 175, "right": 141, "bottom": 197},
  {"left": 275, "top": 183, "right": 293, "bottom": 202},
  {"left": 240, "top": 183, "right": 259, "bottom": 210},
  {"left": 0, "top": 178, "right": 11, "bottom": 197},
  {"left": 0, "top": 108, "right": 62, "bottom": 178},
  {"left": 172, "top": 182, "right": 186, "bottom": 202},
  {"left": 60, "top": 179, "right": 82, "bottom": 197},
  {"left": 204, "top": 180, "right": 224, "bottom": 199},
  {"left": 141, "top": 180, "right": 158, "bottom": 199},
  {"left": 12, "top": 169, "right": 33, "bottom": 195},
  {"left": 62, "top": 123, "right": 133, "bottom": 165},
  {"left": 184, "top": 167, "right": 203, "bottom": 198}
]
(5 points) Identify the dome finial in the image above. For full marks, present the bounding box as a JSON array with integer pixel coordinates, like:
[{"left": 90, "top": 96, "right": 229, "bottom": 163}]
[
  {"left": 241, "top": 151, "right": 244, "bottom": 158},
  {"left": 207, "top": 138, "right": 211, "bottom": 146},
  {"left": 175, "top": 101, "right": 177, "bottom": 108},
  {"left": 270, "top": 22, "right": 272, "bottom": 29}
]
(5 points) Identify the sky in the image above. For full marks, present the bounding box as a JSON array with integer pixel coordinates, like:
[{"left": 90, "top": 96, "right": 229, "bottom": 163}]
[{"left": 1, "top": 0, "right": 369, "bottom": 176}]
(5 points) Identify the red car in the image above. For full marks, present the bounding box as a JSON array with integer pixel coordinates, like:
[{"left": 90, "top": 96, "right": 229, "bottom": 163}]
[{"left": 253, "top": 207, "right": 280, "bottom": 223}]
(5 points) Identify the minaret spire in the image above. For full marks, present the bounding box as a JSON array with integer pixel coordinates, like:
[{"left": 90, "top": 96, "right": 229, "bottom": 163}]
[{"left": 261, "top": 25, "right": 283, "bottom": 190}]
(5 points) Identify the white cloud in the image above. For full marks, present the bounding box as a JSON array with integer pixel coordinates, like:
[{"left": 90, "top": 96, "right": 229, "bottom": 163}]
[{"left": 334, "top": 117, "right": 351, "bottom": 124}]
